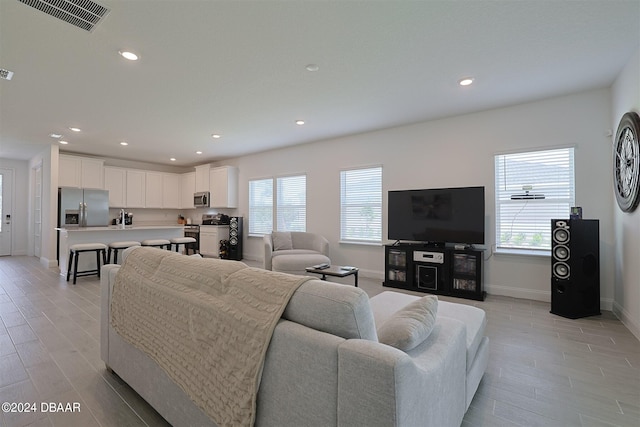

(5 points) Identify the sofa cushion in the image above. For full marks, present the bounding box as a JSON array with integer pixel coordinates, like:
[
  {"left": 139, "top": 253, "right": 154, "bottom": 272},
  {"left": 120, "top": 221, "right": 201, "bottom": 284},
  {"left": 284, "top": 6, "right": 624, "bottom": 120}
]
[
  {"left": 272, "top": 252, "right": 330, "bottom": 274},
  {"left": 439, "top": 301, "right": 487, "bottom": 372},
  {"left": 369, "top": 291, "right": 487, "bottom": 371},
  {"left": 377, "top": 295, "right": 438, "bottom": 351},
  {"left": 283, "top": 280, "right": 378, "bottom": 341},
  {"left": 272, "top": 231, "right": 293, "bottom": 250}
]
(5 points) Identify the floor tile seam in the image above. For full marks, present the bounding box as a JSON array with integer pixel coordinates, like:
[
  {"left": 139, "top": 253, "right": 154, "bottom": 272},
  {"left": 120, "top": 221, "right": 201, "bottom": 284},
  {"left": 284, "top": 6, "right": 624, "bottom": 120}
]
[
  {"left": 50, "top": 292, "right": 100, "bottom": 323},
  {"left": 577, "top": 411, "right": 624, "bottom": 427},
  {"left": 492, "top": 387, "right": 583, "bottom": 424},
  {"left": 42, "top": 350, "right": 109, "bottom": 427},
  {"left": 95, "top": 374, "right": 151, "bottom": 427},
  {"left": 492, "top": 398, "right": 567, "bottom": 426}
]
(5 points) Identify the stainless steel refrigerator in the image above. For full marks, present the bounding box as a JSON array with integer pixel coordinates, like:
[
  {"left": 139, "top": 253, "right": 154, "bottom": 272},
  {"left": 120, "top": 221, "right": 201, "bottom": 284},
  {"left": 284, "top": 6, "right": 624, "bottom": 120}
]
[{"left": 58, "top": 188, "right": 109, "bottom": 228}]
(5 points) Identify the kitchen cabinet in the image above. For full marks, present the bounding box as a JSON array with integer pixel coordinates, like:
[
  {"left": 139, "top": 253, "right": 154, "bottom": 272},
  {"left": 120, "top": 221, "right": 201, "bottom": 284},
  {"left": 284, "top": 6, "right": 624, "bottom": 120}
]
[
  {"left": 59, "top": 155, "right": 104, "bottom": 189},
  {"left": 104, "top": 167, "right": 127, "bottom": 207},
  {"left": 181, "top": 172, "right": 196, "bottom": 209},
  {"left": 195, "top": 164, "right": 211, "bottom": 192},
  {"left": 163, "top": 173, "right": 181, "bottom": 209},
  {"left": 145, "top": 172, "right": 164, "bottom": 208},
  {"left": 126, "top": 170, "right": 146, "bottom": 208},
  {"left": 209, "top": 166, "right": 238, "bottom": 208},
  {"left": 199, "top": 225, "right": 229, "bottom": 258},
  {"left": 146, "top": 172, "right": 181, "bottom": 209}
]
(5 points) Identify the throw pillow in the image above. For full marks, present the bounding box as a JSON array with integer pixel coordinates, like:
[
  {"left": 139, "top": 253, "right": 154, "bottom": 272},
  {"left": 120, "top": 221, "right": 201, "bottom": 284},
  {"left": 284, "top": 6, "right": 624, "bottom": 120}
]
[
  {"left": 272, "top": 231, "right": 293, "bottom": 251},
  {"left": 377, "top": 295, "right": 438, "bottom": 351}
]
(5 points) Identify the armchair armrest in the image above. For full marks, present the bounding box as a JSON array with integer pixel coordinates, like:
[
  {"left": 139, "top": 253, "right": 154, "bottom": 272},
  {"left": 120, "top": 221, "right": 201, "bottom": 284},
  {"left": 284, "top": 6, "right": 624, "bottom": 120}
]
[{"left": 263, "top": 234, "right": 273, "bottom": 270}]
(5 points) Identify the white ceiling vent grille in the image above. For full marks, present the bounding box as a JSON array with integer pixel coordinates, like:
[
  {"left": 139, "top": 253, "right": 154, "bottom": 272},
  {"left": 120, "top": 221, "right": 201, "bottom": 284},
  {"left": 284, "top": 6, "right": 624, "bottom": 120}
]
[{"left": 17, "top": 0, "right": 110, "bottom": 32}]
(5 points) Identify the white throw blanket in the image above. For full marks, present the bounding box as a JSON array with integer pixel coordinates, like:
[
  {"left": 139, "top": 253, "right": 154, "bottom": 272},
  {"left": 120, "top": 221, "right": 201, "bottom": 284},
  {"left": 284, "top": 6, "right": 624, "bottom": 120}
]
[{"left": 110, "top": 247, "right": 311, "bottom": 427}]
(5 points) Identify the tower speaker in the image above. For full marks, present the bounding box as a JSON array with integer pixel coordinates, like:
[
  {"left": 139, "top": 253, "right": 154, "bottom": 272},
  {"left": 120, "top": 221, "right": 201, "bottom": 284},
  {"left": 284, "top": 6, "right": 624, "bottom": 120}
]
[
  {"left": 550, "top": 219, "right": 600, "bottom": 319},
  {"left": 228, "top": 217, "right": 243, "bottom": 261}
]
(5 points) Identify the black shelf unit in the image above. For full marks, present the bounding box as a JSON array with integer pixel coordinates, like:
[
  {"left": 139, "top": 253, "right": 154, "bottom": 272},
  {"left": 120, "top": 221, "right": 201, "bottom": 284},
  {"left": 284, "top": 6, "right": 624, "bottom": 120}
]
[{"left": 383, "top": 244, "right": 485, "bottom": 301}]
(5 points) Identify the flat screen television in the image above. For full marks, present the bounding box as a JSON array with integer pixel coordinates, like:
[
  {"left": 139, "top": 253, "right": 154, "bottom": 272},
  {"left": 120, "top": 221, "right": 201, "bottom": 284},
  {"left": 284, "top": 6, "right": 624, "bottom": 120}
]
[{"left": 388, "top": 186, "right": 485, "bottom": 245}]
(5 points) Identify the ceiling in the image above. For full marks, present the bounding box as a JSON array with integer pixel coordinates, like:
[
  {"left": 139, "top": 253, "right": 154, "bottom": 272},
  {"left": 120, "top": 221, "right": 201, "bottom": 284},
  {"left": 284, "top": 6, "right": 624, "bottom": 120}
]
[{"left": 1, "top": 0, "right": 638, "bottom": 167}]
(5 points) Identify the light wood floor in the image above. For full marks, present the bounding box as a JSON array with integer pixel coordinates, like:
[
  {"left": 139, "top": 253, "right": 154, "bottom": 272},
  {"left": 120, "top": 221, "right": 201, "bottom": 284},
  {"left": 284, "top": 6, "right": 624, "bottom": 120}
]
[{"left": 0, "top": 255, "right": 638, "bottom": 427}]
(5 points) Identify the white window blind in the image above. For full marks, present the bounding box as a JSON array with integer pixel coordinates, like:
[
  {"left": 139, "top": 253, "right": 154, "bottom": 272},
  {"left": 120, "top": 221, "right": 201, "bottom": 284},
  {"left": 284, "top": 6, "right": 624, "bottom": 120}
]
[
  {"left": 276, "top": 175, "right": 306, "bottom": 232},
  {"left": 495, "top": 147, "right": 575, "bottom": 252},
  {"left": 248, "top": 178, "right": 273, "bottom": 235},
  {"left": 340, "top": 166, "right": 382, "bottom": 243}
]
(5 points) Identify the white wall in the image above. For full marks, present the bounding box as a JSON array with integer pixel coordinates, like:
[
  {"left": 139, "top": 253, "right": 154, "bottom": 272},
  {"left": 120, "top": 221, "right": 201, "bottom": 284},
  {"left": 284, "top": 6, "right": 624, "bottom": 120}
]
[
  {"left": 0, "top": 157, "right": 29, "bottom": 255},
  {"left": 219, "top": 88, "right": 614, "bottom": 306},
  {"left": 29, "top": 145, "right": 58, "bottom": 268},
  {"left": 611, "top": 47, "right": 640, "bottom": 338}
]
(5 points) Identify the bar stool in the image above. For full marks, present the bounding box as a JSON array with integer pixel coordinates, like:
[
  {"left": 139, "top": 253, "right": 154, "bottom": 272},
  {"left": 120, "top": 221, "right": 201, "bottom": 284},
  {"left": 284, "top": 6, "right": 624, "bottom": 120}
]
[
  {"left": 67, "top": 243, "right": 108, "bottom": 285},
  {"left": 170, "top": 237, "right": 198, "bottom": 255},
  {"left": 108, "top": 241, "right": 141, "bottom": 264},
  {"left": 140, "top": 239, "right": 171, "bottom": 250}
]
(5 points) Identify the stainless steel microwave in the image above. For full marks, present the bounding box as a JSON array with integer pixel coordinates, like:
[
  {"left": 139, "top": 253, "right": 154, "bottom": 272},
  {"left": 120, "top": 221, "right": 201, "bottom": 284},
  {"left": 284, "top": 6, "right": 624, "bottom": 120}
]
[{"left": 194, "top": 191, "right": 210, "bottom": 208}]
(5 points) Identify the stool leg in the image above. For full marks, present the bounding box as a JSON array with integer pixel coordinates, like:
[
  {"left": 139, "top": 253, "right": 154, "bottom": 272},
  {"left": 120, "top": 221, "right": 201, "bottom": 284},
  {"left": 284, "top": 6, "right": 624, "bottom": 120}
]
[
  {"left": 113, "top": 249, "right": 119, "bottom": 264},
  {"left": 72, "top": 251, "right": 79, "bottom": 285},
  {"left": 67, "top": 251, "right": 73, "bottom": 282},
  {"left": 175, "top": 243, "right": 180, "bottom": 253}
]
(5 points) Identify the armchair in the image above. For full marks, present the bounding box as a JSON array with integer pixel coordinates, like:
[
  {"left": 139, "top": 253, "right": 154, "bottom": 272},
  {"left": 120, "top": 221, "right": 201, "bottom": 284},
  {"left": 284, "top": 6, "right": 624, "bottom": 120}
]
[{"left": 264, "top": 231, "right": 330, "bottom": 275}]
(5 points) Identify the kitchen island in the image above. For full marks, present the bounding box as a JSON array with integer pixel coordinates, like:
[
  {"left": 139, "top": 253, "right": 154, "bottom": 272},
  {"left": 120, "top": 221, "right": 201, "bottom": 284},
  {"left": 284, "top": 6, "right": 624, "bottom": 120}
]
[{"left": 56, "top": 226, "right": 185, "bottom": 277}]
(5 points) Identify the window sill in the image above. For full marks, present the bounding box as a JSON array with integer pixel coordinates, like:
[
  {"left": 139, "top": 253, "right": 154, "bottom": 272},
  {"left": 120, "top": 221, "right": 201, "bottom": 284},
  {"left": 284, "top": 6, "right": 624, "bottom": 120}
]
[
  {"left": 494, "top": 248, "right": 551, "bottom": 257},
  {"left": 339, "top": 240, "right": 382, "bottom": 247}
]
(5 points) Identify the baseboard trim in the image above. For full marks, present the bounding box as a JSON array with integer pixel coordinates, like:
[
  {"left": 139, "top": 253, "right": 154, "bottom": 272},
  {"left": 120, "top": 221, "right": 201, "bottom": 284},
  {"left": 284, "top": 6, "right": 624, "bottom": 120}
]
[
  {"left": 612, "top": 301, "right": 640, "bottom": 341},
  {"left": 486, "top": 283, "right": 614, "bottom": 311},
  {"left": 484, "top": 284, "right": 550, "bottom": 302},
  {"left": 39, "top": 257, "right": 58, "bottom": 269}
]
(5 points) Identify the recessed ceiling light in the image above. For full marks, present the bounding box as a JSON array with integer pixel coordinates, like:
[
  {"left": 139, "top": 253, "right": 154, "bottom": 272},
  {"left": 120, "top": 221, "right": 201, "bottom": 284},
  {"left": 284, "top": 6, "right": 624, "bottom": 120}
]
[
  {"left": 458, "top": 77, "right": 474, "bottom": 86},
  {"left": 211, "top": 134, "right": 221, "bottom": 139},
  {"left": 120, "top": 141, "right": 128, "bottom": 146},
  {"left": 295, "top": 120, "right": 305, "bottom": 125},
  {"left": 59, "top": 140, "right": 69, "bottom": 145},
  {"left": 170, "top": 158, "right": 176, "bottom": 162},
  {"left": 196, "top": 151, "right": 203, "bottom": 155},
  {"left": 305, "top": 64, "right": 319, "bottom": 72},
  {"left": 49, "top": 133, "right": 63, "bottom": 139},
  {"left": 69, "top": 127, "right": 81, "bottom": 132},
  {"left": 119, "top": 50, "right": 139, "bottom": 61}
]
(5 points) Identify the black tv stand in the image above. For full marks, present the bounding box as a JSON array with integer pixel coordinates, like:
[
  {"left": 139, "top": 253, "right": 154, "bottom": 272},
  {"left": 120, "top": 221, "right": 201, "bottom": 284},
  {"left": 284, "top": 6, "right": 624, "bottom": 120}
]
[{"left": 383, "top": 243, "right": 485, "bottom": 301}]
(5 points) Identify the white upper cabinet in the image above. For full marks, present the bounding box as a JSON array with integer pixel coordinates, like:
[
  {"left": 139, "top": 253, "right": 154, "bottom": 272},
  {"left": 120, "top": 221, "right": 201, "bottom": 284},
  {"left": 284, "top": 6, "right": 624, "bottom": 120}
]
[
  {"left": 195, "top": 164, "right": 211, "bottom": 192},
  {"left": 145, "top": 172, "right": 164, "bottom": 208},
  {"left": 126, "top": 170, "right": 146, "bottom": 208},
  {"left": 181, "top": 172, "right": 196, "bottom": 209},
  {"left": 59, "top": 155, "right": 104, "bottom": 189},
  {"left": 163, "top": 173, "right": 181, "bottom": 209},
  {"left": 209, "top": 166, "right": 238, "bottom": 208},
  {"left": 104, "top": 167, "right": 127, "bottom": 207}
]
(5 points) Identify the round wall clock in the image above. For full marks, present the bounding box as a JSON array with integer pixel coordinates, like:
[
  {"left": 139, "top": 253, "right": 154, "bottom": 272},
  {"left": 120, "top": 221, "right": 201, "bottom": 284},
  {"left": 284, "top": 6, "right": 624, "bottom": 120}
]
[{"left": 613, "top": 111, "right": 640, "bottom": 212}]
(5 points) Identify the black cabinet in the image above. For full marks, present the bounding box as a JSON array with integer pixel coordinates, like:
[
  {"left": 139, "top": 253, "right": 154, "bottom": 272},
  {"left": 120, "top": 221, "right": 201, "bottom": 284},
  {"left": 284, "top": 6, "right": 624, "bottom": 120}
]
[{"left": 384, "top": 244, "right": 485, "bottom": 301}]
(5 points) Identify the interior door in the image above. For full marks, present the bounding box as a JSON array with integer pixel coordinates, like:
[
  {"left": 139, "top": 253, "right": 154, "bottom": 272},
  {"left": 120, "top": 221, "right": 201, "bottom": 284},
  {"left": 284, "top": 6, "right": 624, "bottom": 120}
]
[{"left": 0, "top": 168, "right": 14, "bottom": 256}]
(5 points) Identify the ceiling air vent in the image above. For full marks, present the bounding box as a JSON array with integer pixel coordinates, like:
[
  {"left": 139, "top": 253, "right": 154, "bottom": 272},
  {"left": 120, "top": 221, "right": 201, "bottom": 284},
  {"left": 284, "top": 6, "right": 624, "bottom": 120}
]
[
  {"left": 0, "top": 69, "right": 14, "bottom": 81},
  {"left": 17, "top": 0, "right": 110, "bottom": 32}
]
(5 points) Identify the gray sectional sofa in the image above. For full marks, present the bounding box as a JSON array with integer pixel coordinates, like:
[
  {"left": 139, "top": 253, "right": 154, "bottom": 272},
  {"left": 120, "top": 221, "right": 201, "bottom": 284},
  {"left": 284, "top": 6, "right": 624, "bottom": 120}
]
[{"left": 100, "top": 247, "right": 488, "bottom": 426}]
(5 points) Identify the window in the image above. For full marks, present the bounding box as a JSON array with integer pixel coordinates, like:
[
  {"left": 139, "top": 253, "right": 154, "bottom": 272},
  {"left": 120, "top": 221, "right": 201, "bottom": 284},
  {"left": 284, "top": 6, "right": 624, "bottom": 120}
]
[
  {"left": 248, "top": 174, "right": 306, "bottom": 235},
  {"left": 248, "top": 178, "right": 273, "bottom": 235},
  {"left": 340, "top": 166, "right": 382, "bottom": 243},
  {"left": 276, "top": 175, "right": 306, "bottom": 232},
  {"left": 495, "top": 147, "right": 575, "bottom": 252}
]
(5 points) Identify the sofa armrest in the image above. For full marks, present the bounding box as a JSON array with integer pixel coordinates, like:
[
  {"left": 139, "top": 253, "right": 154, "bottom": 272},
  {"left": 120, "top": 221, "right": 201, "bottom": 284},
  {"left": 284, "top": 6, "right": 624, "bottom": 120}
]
[
  {"left": 316, "top": 234, "right": 329, "bottom": 256},
  {"left": 337, "top": 317, "right": 467, "bottom": 427},
  {"left": 100, "top": 264, "right": 121, "bottom": 366},
  {"left": 263, "top": 234, "right": 273, "bottom": 270}
]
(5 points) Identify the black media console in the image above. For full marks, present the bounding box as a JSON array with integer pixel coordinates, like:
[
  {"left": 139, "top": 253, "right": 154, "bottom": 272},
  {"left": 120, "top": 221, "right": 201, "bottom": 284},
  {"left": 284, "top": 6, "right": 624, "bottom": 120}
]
[{"left": 384, "top": 244, "right": 485, "bottom": 301}]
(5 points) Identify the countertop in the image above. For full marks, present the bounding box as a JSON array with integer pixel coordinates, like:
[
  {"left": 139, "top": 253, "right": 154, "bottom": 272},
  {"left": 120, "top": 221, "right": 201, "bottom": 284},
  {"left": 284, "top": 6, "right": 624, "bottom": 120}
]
[{"left": 55, "top": 225, "right": 185, "bottom": 232}]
